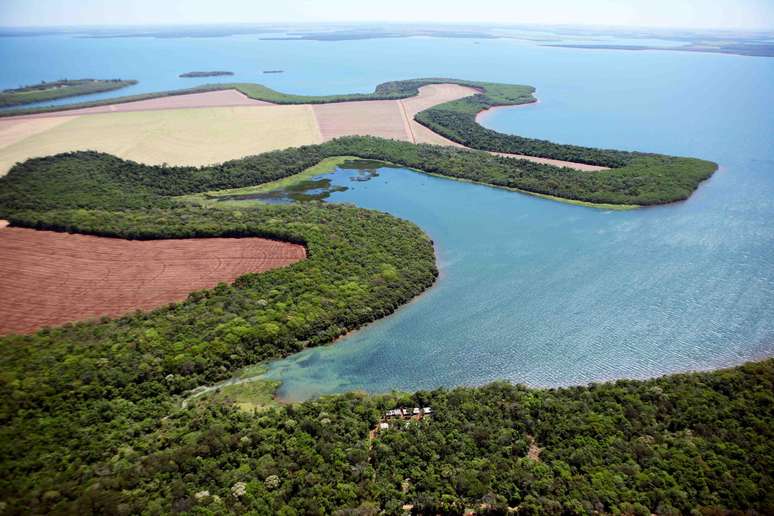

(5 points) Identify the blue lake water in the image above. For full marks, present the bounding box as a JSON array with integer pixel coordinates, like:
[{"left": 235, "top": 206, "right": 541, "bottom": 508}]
[{"left": 2, "top": 33, "right": 772, "bottom": 399}]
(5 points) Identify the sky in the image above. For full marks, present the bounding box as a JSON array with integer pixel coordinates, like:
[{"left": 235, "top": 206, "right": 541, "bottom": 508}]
[{"left": 0, "top": 0, "right": 772, "bottom": 30}]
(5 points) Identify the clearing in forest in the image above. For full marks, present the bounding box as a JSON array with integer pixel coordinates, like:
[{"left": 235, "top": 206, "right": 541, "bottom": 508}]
[{"left": 0, "top": 227, "right": 306, "bottom": 335}]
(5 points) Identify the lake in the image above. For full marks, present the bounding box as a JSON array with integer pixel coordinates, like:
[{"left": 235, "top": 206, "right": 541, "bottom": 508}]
[{"left": 2, "top": 32, "right": 772, "bottom": 400}]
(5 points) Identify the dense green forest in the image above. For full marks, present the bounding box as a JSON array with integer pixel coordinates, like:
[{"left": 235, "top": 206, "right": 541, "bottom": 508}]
[
  {"left": 0, "top": 79, "right": 137, "bottom": 107},
  {"left": 0, "top": 136, "right": 715, "bottom": 211},
  {"left": 68, "top": 360, "right": 774, "bottom": 514}
]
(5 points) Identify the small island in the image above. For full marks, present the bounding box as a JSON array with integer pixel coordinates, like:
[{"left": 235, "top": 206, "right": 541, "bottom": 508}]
[
  {"left": 0, "top": 79, "right": 137, "bottom": 107},
  {"left": 179, "top": 70, "right": 234, "bottom": 78}
]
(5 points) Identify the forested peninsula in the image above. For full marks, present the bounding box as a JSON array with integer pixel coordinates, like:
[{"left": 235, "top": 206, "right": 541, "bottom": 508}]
[{"left": 0, "top": 79, "right": 137, "bottom": 107}]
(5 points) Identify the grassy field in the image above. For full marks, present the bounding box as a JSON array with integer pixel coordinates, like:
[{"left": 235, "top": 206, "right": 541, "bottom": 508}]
[
  {"left": 0, "top": 105, "right": 322, "bottom": 175},
  {"left": 187, "top": 364, "right": 281, "bottom": 413}
]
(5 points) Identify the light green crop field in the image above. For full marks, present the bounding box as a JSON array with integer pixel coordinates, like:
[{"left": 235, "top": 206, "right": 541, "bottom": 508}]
[{"left": 0, "top": 105, "right": 322, "bottom": 176}]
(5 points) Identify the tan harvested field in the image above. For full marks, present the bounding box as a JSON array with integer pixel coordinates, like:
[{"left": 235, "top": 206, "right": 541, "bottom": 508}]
[
  {"left": 0, "top": 104, "right": 322, "bottom": 174},
  {"left": 4, "top": 89, "right": 269, "bottom": 120},
  {"left": 400, "top": 83, "right": 479, "bottom": 145},
  {"left": 312, "top": 83, "right": 480, "bottom": 144},
  {"left": 0, "top": 85, "right": 605, "bottom": 175},
  {"left": 0, "top": 226, "right": 306, "bottom": 335},
  {"left": 313, "top": 100, "right": 410, "bottom": 141},
  {"left": 0, "top": 116, "right": 77, "bottom": 148}
]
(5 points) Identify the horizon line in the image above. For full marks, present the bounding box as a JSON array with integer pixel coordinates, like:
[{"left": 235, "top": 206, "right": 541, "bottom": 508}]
[{"left": 1, "top": 21, "right": 773, "bottom": 33}]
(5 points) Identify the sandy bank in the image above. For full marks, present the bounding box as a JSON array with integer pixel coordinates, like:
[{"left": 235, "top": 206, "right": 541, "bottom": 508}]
[{"left": 476, "top": 103, "right": 609, "bottom": 172}]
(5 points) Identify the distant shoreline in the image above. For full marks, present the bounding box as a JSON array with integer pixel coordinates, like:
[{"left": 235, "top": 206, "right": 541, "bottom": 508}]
[
  {"left": 0, "top": 79, "right": 137, "bottom": 108},
  {"left": 543, "top": 43, "right": 774, "bottom": 58}
]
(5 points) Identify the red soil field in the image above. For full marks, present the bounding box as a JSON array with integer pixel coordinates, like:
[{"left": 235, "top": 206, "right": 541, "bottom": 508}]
[{"left": 0, "top": 226, "right": 306, "bottom": 335}]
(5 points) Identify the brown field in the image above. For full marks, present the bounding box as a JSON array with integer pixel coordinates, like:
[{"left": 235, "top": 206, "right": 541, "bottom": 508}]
[
  {"left": 0, "top": 226, "right": 306, "bottom": 335},
  {"left": 0, "top": 85, "right": 605, "bottom": 176}
]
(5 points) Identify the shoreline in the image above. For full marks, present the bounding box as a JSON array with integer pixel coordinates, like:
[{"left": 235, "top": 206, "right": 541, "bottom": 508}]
[
  {"left": 474, "top": 99, "right": 611, "bottom": 172},
  {"left": 474, "top": 97, "right": 541, "bottom": 124},
  {"left": 182, "top": 237, "right": 444, "bottom": 408}
]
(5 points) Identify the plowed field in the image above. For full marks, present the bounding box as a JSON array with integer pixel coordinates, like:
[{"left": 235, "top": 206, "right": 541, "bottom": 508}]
[{"left": 0, "top": 226, "right": 306, "bottom": 335}]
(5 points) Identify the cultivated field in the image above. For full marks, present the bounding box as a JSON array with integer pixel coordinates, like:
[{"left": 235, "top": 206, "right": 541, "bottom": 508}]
[
  {"left": 6, "top": 89, "right": 269, "bottom": 119},
  {"left": 312, "top": 83, "right": 478, "bottom": 144},
  {"left": 0, "top": 104, "right": 322, "bottom": 173},
  {"left": 313, "top": 100, "right": 410, "bottom": 141},
  {"left": 0, "top": 226, "right": 306, "bottom": 335},
  {"left": 0, "top": 85, "right": 604, "bottom": 175}
]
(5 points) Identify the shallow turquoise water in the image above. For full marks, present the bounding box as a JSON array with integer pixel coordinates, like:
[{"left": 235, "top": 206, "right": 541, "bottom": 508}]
[
  {"left": 2, "top": 33, "right": 772, "bottom": 399},
  {"left": 264, "top": 157, "right": 774, "bottom": 400}
]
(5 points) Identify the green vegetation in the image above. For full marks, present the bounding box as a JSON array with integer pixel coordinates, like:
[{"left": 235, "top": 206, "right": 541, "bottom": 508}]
[
  {"left": 0, "top": 135, "right": 716, "bottom": 212},
  {"left": 117, "top": 360, "right": 773, "bottom": 514},
  {"left": 179, "top": 71, "right": 234, "bottom": 78},
  {"left": 179, "top": 156, "right": 360, "bottom": 208},
  {"left": 1, "top": 77, "right": 716, "bottom": 207},
  {"left": 0, "top": 203, "right": 438, "bottom": 512},
  {"left": 201, "top": 377, "right": 280, "bottom": 412},
  {"left": 184, "top": 365, "right": 280, "bottom": 413},
  {"left": 0, "top": 79, "right": 137, "bottom": 107}
]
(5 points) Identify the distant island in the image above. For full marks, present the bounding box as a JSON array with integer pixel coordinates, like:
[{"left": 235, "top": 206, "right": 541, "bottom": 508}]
[
  {"left": 263, "top": 69, "right": 284, "bottom": 74},
  {"left": 0, "top": 79, "right": 137, "bottom": 107},
  {"left": 179, "top": 71, "right": 234, "bottom": 78}
]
